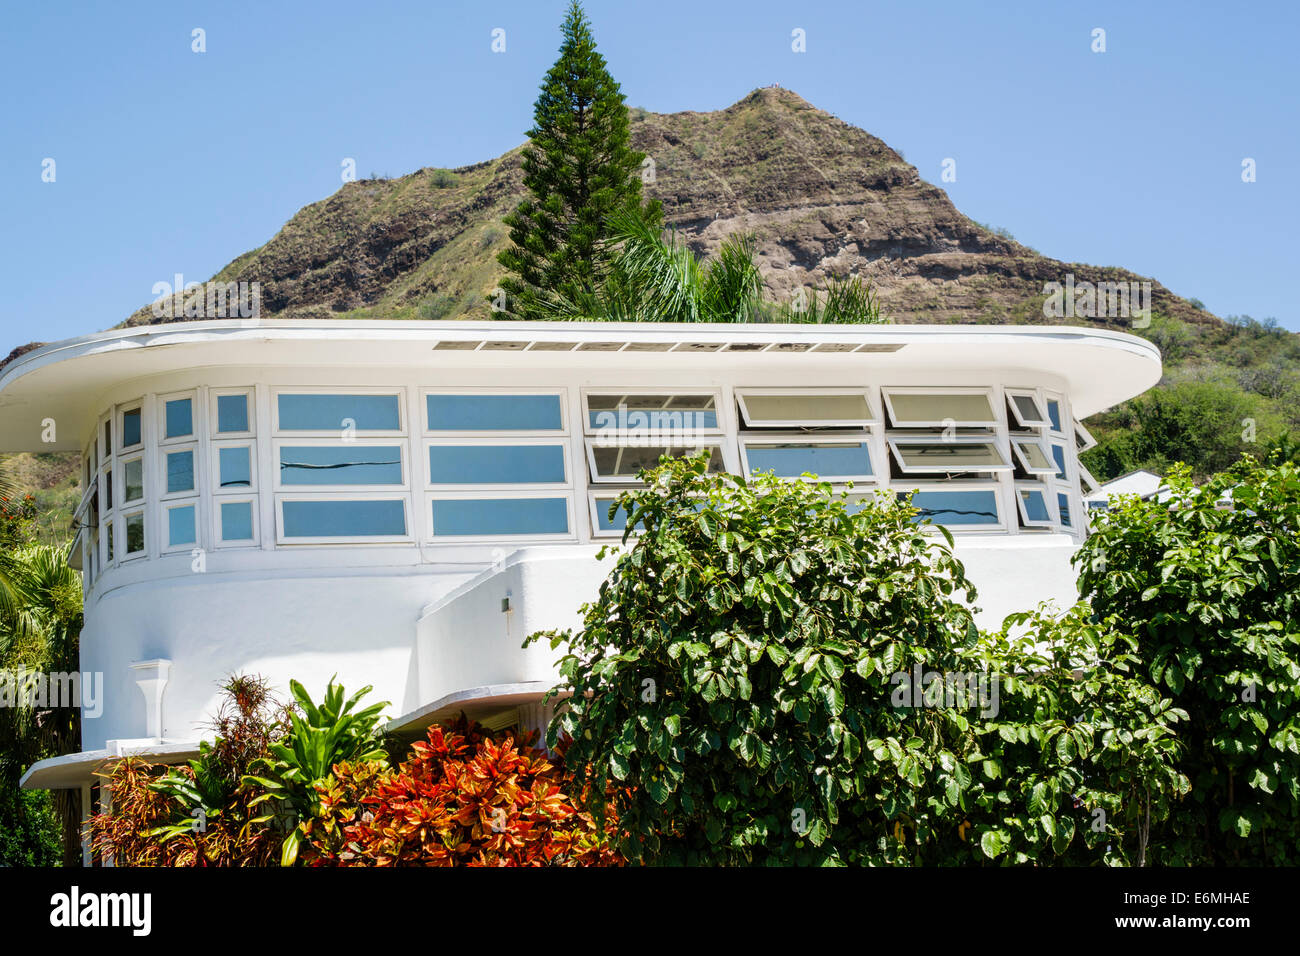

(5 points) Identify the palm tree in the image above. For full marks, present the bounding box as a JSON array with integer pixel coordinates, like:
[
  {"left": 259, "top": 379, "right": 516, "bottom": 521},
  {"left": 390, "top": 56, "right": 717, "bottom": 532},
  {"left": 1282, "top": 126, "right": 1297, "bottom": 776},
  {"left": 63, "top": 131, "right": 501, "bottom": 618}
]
[{"left": 528, "top": 208, "right": 887, "bottom": 324}]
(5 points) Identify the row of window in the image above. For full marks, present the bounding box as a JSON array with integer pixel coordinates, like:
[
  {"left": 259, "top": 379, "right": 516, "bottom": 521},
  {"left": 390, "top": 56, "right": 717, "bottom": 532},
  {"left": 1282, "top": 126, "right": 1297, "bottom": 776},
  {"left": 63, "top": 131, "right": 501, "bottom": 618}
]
[{"left": 77, "top": 386, "right": 1091, "bottom": 579}]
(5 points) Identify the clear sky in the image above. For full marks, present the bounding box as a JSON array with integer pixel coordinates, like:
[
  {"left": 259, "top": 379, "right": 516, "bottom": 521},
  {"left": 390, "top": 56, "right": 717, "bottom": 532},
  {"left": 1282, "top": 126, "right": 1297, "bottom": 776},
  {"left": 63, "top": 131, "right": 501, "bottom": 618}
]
[{"left": 3, "top": 0, "right": 1296, "bottom": 351}]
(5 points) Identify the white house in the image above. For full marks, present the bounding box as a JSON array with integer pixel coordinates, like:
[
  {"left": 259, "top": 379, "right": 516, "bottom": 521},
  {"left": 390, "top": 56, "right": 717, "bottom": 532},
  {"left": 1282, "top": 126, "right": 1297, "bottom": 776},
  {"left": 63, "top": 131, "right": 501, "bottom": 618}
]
[
  {"left": 1084, "top": 468, "right": 1168, "bottom": 512},
  {"left": 0, "top": 319, "right": 1160, "bottom": 856}
]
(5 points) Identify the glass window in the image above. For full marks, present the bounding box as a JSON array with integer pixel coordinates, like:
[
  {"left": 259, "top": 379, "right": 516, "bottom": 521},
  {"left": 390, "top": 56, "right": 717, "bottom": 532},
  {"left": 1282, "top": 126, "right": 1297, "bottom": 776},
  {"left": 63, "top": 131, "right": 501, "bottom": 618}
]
[
  {"left": 592, "top": 496, "right": 634, "bottom": 533},
  {"left": 279, "top": 446, "right": 403, "bottom": 486},
  {"left": 221, "top": 501, "right": 254, "bottom": 542},
  {"left": 1058, "top": 493, "right": 1073, "bottom": 529},
  {"left": 166, "top": 450, "right": 195, "bottom": 494},
  {"left": 1017, "top": 487, "right": 1051, "bottom": 525},
  {"left": 738, "top": 392, "right": 873, "bottom": 427},
  {"left": 103, "top": 420, "right": 112, "bottom": 455},
  {"left": 589, "top": 443, "right": 725, "bottom": 482},
  {"left": 905, "top": 489, "right": 1000, "bottom": 527},
  {"left": 218, "top": 446, "right": 253, "bottom": 489},
  {"left": 1051, "top": 444, "right": 1068, "bottom": 481},
  {"left": 217, "top": 394, "right": 250, "bottom": 433},
  {"left": 125, "top": 512, "right": 145, "bottom": 554},
  {"left": 122, "top": 408, "right": 142, "bottom": 448},
  {"left": 1007, "top": 391, "right": 1049, "bottom": 428},
  {"left": 123, "top": 458, "right": 144, "bottom": 503},
  {"left": 884, "top": 391, "right": 997, "bottom": 426},
  {"left": 586, "top": 394, "right": 718, "bottom": 432},
  {"left": 1074, "top": 421, "right": 1096, "bottom": 451},
  {"left": 1011, "top": 439, "right": 1056, "bottom": 474},
  {"left": 282, "top": 499, "right": 406, "bottom": 538},
  {"left": 889, "top": 440, "right": 1010, "bottom": 473},
  {"left": 432, "top": 497, "right": 569, "bottom": 536},
  {"left": 105, "top": 522, "right": 114, "bottom": 561},
  {"left": 168, "top": 505, "right": 197, "bottom": 547},
  {"left": 429, "top": 445, "right": 565, "bottom": 485},
  {"left": 165, "top": 399, "right": 193, "bottom": 439},
  {"left": 277, "top": 394, "right": 401, "bottom": 432},
  {"left": 744, "top": 441, "right": 872, "bottom": 479},
  {"left": 103, "top": 470, "right": 113, "bottom": 511},
  {"left": 1046, "top": 399, "right": 1063, "bottom": 432},
  {"left": 426, "top": 394, "right": 562, "bottom": 431}
]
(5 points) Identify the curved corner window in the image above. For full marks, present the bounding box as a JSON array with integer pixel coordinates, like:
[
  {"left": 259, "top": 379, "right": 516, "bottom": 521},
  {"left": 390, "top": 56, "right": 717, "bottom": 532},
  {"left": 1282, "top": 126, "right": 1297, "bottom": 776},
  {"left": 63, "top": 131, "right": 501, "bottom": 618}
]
[
  {"left": 164, "top": 399, "right": 193, "bottom": 440},
  {"left": 122, "top": 457, "right": 145, "bottom": 504},
  {"left": 124, "top": 512, "right": 145, "bottom": 555},
  {"left": 1058, "top": 493, "right": 1074, "bottom": 529},
  {"left": 121, "top": 408, "right": 142, "bottom": 449}
]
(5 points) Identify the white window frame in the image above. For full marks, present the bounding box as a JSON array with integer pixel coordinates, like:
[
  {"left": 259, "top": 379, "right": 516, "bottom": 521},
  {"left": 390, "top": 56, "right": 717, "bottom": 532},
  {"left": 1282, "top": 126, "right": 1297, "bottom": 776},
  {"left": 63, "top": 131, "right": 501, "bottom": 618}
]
[
  {"left": 1044, "top": 392, "right": 1067, "bottom": 436},
  {"left": 427, "top": 490, "right": 575, "bottom": 543},
  {"left": 735, "top": 388, "right": 879, "bottom": 429},
  {"left": 161, "top": 500, "right": 200, "bottom": 554},
  {"left": 584, "top": 439, "right": 731, "bottom": 484},
  {"left": 118, "top": 403, "right": 144, "bottom": 453},
  {"left": 214, "top": 496, "right": 259, "bottom": 549},
  {"left": 1078, "top": 462, "right": 1100, "bottom": 495},
  {"left": 275, "top": 493, "right": 413, "bottom": 546},
  {"left": 1074, "top": 420, "right": 1097, "bottom": 452},
  {"left": 887, "top": 436, "right": 1012, "bottom": 475},
  {"left": 1005, "top": 388, "right": 1051, "bottom": 429},
  {"left": 158, "top": 390, "right": 198, "bottom": 446},
  {"left": 212, "top": 441, "right": 258, "bottom": 495},
  {"left": 881, "top": 387, "right": 999, "bottom": 428},
  {"left": 425, "top": 436, "right": 571, "bottom": 491},
  {"left": 580, "top": 388, "right": 724, "bottom": 437},
  {"left": 1013, "top": 482, "right": 1054, "bottom": 528},
  {"left": 1009, "top": 437, "right": 1058, "bottom": 476},
  {"left": 160, "top": 443, "right": 199, "bottom": 500},
  {"left": 896, "top": 481, "right": 1005, "bottom": 533},
  {"left": 210, "top": 387, "right": 256, "bottom": 439},
  {"left": 120, "top": 508, "right": 147, "bottom": 561},
  {"left": 739, "top": 433, "right": 876, "bottom": 483},
  {"left": 272, "top": 387, "right": 406, "bottom": 438},
  {"left": 273, "top": 438, "right": 409, "bottom": 493},
  {"left": 588, "top": 488, "right": 640, "bottom": 538},
  {"left": 421, "top": 387, "right": 568, "bottom": 436},
  {"left": 119, "top": 453, "right": 146, "bottom": 507}
]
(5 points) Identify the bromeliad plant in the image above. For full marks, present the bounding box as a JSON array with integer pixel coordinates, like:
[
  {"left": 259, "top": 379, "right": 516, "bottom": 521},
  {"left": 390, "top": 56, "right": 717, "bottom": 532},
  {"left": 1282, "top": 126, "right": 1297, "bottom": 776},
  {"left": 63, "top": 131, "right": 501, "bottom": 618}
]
[{"left": 245, "top": 676, "right": 389, "bottom": 866}]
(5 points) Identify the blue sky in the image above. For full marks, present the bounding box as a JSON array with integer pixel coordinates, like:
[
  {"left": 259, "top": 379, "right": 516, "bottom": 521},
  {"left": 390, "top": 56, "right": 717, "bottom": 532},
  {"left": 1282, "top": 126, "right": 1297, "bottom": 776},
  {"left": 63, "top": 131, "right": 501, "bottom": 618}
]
[{"left": 3, "top": 0, "right": 1297, "bottom": 350}]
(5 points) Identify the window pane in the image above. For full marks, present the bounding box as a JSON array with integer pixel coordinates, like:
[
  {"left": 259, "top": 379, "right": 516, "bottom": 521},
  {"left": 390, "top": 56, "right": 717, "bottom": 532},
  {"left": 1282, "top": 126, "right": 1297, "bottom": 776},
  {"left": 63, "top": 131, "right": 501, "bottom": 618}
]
[
  {"left": 282, "top": 499, "right": 406, "bottom": 537},
  {"left": 1051, "top": 444, "right": 1068, "bottom": 480},
  {"left": 278, "top": 394, "right": 401, "bottom": 431},
  {"left": 1047, "top": 399, "right": 1063, "bottom": 432},
  {"left": 221, "top": 501, "right": 254, "bottom": 541},
  {"left": 1019, "top": 488, "right": 1050, "bottom": 523},
  {"left": 123, "top": 459, "right": 144, "bottom": 503},
  {"left": 105, "top": 523, "right": 114, "bottom": 560},
  {"left": 1058, "top": 493, "right": 1073, "bottom": 528},
  {"left": 587, "top": 394, "right": 717, "bottom": 430},
  {"left": 427, "top": 394, "right": 562, "bottom": 431},
  {"left": 886, "top": 392, "right": 995, "bottom": 425},
  {"left": 279, "top": 446, "right": 403, "bottom": 485},
  {"left": 432, "top": 497, "right": 568, "bottom": 536},
  {"left": 745, "top": 441, "right": 872, "bottom": 478},
  {"left": 168, "top": 505, "right": 196, "bottom": 547},
  {"left": 125, "top": 513, "right": 145, "bottom": 553},
  {"left": 217, "top": 394, "right": 250, "bottom": 433},
  {"left": 104, "top": 420, "right": 112, "bottom": 455},
  {"left": 591, "top": 444, "right": 725, "bottom": 480},
  {"left": 166, "top": 450, "right": 195, "bottom": 493},
  {"left": 429, "top": 445, "right": 565, "bottom": 484},
  {"left": 219, "top": 446, "right": 253, "bottom": 488},
  {"left": 104, "top": 471, "right": 113, "bottom": 510},
  {"left": 906, "top": 490, "right": 999, "bottom": 526},
  {"left": 122, "top": 409, "right": 142, "bottom": 447},
  {"left": 1010, "top": 394, "right": 1046, "bottom": 425},
  {"left": 892, "top": 442, "right": 1007, "bottom": 470},
  {"left": 1014, "top": 441, "right": 1053, "bottom": 471},
  {"left": 165, "top": 398, "right": 193, "bottom": 439},
  {"left": 593, "top": 497, "right": 632, "bottom": 532},
  {"left": 741, "top": 393, "right": 871, "bottom": 425}
]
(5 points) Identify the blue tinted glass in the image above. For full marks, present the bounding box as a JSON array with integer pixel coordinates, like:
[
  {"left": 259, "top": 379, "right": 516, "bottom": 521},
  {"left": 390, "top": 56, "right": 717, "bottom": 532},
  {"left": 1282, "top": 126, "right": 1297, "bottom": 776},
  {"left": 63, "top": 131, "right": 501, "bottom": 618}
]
[
  {"left": 280, "top": 446, "right": 402, "bottom": 485},
  {"left": 165, "top": 399, "right": 193, "bottom": 438},
  {"left": 746, "top": 442, "right": 871, "bottom": 478},
  {"left": 219, "top": 446, "right": 252, "bottom": 488},
  {"left": 1020, "top": 489, "right": 1049, "bottom": 522},
  {"left": 283, "top": 499, "right": 406, "bottom": 537},
  {"left": 168, "top": 505, "right": 196, "bottom": 547},
  {"left": 595, "top": 498, "right": 632, "bottom": 532},
  {"left": 1058, "top": 493, "right": 1073, "bottom": 528},
  {"left": 166, "top": 450, "right": 194, "bottom": 493},
  {"left": 427, "top": 394, "right": 562, "bottom": 431},
  {"left": 221, "top": 501, "right": 254, "bottom": 541},
  {"left": 122, "top": 409, "right": 142, "bottom": 447},
  {"left": 1051, "top": 444, "right": 1067, "bottom": 480},
  {"left": 217, "top": 394, "right": 250, "bottom": 433},
  {"left": 429, "top": 445, "right": 565, "bottom": 484},
  {"left": 907, "top": 490, "right": 999, "bottom": 526},
  {"left": 1047, "top": 400, "right": 1062, "bottom": 432},
  {"left": 432, "top": 498, "right": 568, "bottom": 536},
  {"left": 278, "top": 394, "right": 400, "bottom": 431}
]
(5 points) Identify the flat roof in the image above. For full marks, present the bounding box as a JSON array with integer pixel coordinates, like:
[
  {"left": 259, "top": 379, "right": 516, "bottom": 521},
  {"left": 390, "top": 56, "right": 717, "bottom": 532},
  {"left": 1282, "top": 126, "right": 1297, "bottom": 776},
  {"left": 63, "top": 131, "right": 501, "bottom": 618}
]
[{"left": 0, "top": 320, "right": 1161, "bottom": 452}]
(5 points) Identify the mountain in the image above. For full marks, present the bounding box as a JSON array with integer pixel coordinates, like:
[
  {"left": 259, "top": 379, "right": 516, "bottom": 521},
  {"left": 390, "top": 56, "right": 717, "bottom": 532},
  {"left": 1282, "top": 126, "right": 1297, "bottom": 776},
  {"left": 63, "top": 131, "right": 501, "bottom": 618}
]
[{"left": 120, "top": 87, "right": 1211, "bottom": 331}]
